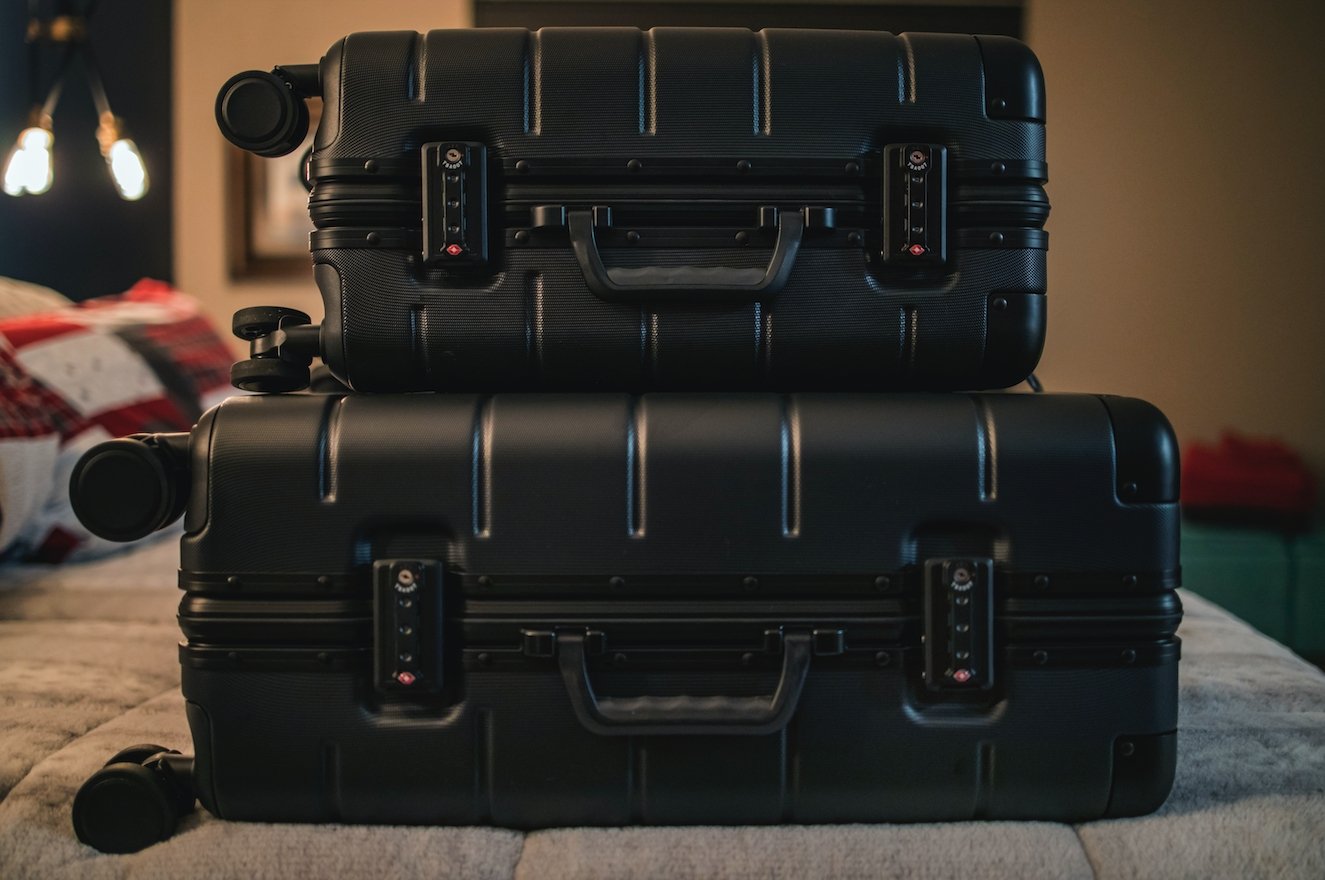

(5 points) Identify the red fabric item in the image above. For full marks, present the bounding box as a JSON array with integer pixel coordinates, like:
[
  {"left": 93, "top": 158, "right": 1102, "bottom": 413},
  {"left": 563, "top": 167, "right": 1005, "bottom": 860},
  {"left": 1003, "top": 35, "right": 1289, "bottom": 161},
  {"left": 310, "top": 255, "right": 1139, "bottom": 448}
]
[
  {"left": 33, "top": 525, "right": 82, "bottom": 564},
  {"left": 0, "top": 279, "right": 231, "bottom": 439},
  {"left": 101, "top": 278, "right": 233, "bottom": 406},
  {"left": 0, "top": 280, "right": 234, "bottom": 562},
  {"left": 0, "top": 311, "right": 86, "bottom": 348},
  {"left": 1182, "top": 432, "right": 1317, "bottom": 516},
  {"left": 93, "top": 396, "right": 193, "bottom": 439},
  {"left": 0, "top": 343, "right": 84, "bottom": 439},
  {"left": 0, "top": 306, "right": 182, "bottom": 442}
]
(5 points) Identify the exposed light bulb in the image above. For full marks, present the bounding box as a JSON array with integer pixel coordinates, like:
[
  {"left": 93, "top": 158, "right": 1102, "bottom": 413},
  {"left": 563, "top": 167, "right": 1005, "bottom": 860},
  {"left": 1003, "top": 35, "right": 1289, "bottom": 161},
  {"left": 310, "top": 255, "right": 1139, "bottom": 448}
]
[
  {"left": 3, "top": 126, "right": 55, "bottom": 197},
  {"left": 106, "top": 137, "right": 148, "bottom": 200},
  {"left": 97, "top": 114, "right": 148, "bottom": 201}
]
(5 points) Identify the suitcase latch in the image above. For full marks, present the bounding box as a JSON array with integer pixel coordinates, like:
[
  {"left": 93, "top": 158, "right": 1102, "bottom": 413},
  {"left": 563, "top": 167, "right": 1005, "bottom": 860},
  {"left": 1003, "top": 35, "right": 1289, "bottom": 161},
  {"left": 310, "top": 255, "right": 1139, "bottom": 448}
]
[
  {"left": 923, "top": 558, "right": 994, "bottom": 692},
  {"left": 422, "top": 142, "right": 488, "bottom": 267}
]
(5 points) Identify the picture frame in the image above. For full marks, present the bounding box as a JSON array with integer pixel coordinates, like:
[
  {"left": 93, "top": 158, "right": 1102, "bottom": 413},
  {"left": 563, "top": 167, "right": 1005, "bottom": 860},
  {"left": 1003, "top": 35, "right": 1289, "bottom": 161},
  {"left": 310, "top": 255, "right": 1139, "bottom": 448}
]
[{"left": 225, "top": 100, "right": 321, "bottom": 279}]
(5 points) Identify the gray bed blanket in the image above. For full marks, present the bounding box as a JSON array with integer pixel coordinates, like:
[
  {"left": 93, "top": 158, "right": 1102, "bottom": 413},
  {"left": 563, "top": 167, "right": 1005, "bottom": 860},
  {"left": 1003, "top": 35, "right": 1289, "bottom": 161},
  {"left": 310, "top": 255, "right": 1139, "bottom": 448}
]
[{"left": 0, "top": 541, "right": 1322, "bottom": 879}]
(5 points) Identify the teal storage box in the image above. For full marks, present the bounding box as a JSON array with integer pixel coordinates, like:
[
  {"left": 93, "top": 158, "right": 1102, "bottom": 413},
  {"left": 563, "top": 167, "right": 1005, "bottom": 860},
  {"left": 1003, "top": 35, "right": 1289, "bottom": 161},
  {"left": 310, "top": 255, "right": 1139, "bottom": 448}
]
[
  {"left": 1291, "top": 530, "right": 1325, "bottom": 657},
  {"left": 1181, "top": 521, "right": 1292, "bottom": 642}
]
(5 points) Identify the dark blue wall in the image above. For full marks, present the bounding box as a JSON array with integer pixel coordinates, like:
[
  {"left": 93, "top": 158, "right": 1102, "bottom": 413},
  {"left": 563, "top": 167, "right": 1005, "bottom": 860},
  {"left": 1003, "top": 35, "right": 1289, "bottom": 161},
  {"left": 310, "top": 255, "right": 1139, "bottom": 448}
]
[{"left": 0, "top": 0, "right": 172, "bottom": 301}]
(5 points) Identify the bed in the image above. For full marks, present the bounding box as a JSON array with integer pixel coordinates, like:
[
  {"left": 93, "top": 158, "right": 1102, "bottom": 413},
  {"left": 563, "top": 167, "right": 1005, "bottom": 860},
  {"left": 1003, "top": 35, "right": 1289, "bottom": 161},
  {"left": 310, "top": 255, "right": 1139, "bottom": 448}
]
[{"left": 1, "top": 538, "right": 1322, "bottom": 879}]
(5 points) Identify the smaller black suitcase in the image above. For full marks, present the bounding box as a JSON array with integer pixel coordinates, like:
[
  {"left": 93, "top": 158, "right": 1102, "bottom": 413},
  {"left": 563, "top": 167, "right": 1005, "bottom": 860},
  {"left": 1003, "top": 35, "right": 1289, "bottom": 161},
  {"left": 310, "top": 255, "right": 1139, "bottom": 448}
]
[
  {"left": 216, "top": 28, "right": 1050, "bottom": 394},
  {"left": 68, "top": 392, "right": 1179, "bottom": 853}
]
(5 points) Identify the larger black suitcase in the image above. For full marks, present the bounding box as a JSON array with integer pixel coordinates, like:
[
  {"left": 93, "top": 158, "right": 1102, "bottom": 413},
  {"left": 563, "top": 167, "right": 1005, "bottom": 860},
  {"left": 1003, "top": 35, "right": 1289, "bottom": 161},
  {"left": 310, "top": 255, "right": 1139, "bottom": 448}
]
[
  {"left": 69, "top": 392, "right": 1178, "bottom": 847},
  {"left": 217, "top": 28, "right": 1049, "bottom": 393}
]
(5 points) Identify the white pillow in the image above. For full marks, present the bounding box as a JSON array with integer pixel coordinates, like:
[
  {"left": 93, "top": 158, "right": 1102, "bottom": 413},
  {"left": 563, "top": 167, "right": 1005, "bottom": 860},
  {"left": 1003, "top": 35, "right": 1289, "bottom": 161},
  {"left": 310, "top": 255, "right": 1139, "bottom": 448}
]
[{"left": 0, "top": 277, "right": 71, "bottom": 321}]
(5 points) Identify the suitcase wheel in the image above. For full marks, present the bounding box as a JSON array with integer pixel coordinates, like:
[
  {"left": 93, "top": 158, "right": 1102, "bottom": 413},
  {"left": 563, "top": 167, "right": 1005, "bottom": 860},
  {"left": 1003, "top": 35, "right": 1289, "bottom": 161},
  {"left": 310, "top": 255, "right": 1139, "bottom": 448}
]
[
  {"left": 215, "top": 70, "right": 310, "bottom": 159},
  {"left": 232, "top": 305, "right": 311, "bottom": 341},
  {"left": 72, "top": 760, "right": 190, "bottom": 854},
  {"left": 231, "top": 357, "right": 311, "bottom": 394},
  {"left": 69, "top": 439, "right": 187, "bottom": 543},
  {"left": 102, "top": 743, "right": 173, "bottom": 769}
]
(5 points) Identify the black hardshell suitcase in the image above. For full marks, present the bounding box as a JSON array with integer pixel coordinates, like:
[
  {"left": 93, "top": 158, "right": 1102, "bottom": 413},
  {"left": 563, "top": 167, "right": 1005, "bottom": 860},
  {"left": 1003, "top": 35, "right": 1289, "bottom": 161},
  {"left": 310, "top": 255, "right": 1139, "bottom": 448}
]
[
  {"left": 216, "top": 28, "right": 1050, "bottom": 394},
  {"left": 69, "top": 392, "right": 1178, "bottom": 847}
]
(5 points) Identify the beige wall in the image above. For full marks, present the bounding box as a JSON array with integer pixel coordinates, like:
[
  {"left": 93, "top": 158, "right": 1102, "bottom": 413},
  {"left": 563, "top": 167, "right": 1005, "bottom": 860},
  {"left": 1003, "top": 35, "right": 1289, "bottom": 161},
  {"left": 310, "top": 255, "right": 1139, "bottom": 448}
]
[
  {"left": 1026, "top": 0, "right": 1325, "bottom": 476},
  {"left": 176, "top": 0, "right": 1325, "bottom": 476},
  {"left": 173, "top": 0, "right": 471, "bottom": 339}
]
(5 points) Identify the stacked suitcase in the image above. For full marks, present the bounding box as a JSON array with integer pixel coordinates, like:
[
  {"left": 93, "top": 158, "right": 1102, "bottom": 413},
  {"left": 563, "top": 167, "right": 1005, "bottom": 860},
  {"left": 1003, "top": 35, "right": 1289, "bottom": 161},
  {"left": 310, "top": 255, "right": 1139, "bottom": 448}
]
[{"left": 68, "top": 28, "right": 1181, "bottom": 854}]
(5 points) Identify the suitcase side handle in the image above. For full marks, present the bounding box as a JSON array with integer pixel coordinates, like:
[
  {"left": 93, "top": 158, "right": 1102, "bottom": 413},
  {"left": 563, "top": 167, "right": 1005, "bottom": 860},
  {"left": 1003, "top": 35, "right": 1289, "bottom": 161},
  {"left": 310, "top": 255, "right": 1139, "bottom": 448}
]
[
  {"left": 557, "top": 631, "right": 812, "bottom": 736},
  {"left": 566, "top": 207, "right": 803, "bottom": 303}
]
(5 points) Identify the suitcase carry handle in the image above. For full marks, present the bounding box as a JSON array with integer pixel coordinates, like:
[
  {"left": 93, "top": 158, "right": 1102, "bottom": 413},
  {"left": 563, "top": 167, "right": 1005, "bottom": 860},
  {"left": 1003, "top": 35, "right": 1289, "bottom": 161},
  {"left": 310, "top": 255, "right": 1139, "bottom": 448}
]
[
  {"left": 567, "top": 207, "right": 804, "bottom": 303},
  {"left": 557, "top": 631, "right": 812, "bottom": 736}
]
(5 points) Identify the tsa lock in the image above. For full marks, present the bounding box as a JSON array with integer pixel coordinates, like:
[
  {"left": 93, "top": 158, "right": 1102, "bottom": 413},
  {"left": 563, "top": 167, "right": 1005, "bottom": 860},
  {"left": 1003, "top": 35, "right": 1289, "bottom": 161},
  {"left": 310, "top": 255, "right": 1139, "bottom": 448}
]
[
  {"left": 923, "top": 558, "right": 995, "bottom": 691},
  {"left": 373, "top": 560, "right": 447, "bottom": 699},
  {"left": 422, "top": 142, "right": 489, "bottom": 267},
  {"left": 881, "top": 143, "right": 948, "bottom": 265}
]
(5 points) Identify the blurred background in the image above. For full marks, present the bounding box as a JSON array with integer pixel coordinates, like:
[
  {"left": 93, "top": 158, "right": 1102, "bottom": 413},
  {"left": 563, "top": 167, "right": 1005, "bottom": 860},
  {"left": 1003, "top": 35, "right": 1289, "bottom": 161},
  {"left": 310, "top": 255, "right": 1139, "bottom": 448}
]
[{"left": 1, "top": 0, "right": 1323, "bottom": 656}]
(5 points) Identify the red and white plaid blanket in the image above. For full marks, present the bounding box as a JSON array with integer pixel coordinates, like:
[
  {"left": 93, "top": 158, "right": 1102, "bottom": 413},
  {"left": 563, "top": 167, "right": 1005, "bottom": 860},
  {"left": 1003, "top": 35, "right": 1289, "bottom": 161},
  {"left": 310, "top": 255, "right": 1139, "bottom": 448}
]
[{"left": 0, "top": 280, "right": 234, "bottom": 562}]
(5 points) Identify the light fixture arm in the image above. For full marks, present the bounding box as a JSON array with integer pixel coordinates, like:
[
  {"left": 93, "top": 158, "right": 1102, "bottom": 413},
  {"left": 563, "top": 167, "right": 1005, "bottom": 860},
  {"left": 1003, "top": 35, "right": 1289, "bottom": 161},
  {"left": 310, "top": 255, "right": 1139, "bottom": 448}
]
[
  {"left": 81, "top": 41, "right": 120, "bottom": 154},
  {"left": 81, "top": 39, "right": 114, "bottom": 120},
  {"left": 39, "top": 42, "right": 79, "bottom": 119}
]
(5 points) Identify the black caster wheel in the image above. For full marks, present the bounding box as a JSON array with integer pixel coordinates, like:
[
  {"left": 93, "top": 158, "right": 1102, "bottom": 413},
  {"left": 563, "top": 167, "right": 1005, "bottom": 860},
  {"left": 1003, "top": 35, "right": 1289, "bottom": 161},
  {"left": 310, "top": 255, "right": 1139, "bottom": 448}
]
[
  {"left": 69, "top": 441, "right": 179, "bottom": 542},
  {"left": 72, "top": 763, "right": 181, "bottom": 854},
  {"left": 215, "top": 70, "right": 310, "bottom": 158},
  {"left": 232, "top": 306, "right": 311, "bottom": 341},
  {"left": 102, "top": 743, "right": 173, "bottom": 769},
  {"left": 231, "top": 357, "right": 311, "bottom": 394}
]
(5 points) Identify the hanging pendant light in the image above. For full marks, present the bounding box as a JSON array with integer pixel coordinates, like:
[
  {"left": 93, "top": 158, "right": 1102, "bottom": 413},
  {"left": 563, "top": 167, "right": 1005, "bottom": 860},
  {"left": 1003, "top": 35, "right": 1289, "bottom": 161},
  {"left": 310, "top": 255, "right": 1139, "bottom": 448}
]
[
  {"left": 4, "top": 2, "right": 149, "bottom": 201},
  {"left": 2, "top": 113, "right": 54, "bottom": 196},
  {"left": 97, "top": 113, "right": 148, "bottom": 200}
]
